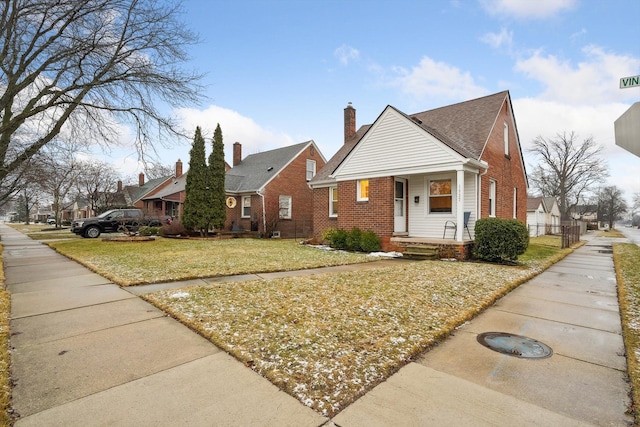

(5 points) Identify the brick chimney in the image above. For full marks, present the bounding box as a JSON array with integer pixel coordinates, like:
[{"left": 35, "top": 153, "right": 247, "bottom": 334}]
[
  {"left": 233, "top": 142, "right": 242, "bottom": 166},
  {"left": 117, "top": 180, "right": 122, "bottom": 192},
  {"left": 175, "top": 158, "right": 183, "bottom": 177},
  {"left": 344, "top": 102, "right": 356, "bottom": 143},
  {"left": 138, "top": 172, "right": 145, "bottom": 186}
]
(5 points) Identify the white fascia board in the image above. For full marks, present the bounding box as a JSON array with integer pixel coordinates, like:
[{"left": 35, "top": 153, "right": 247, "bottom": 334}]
[{"left": 333, "top": 158, "right": 487, "bottom": 182}]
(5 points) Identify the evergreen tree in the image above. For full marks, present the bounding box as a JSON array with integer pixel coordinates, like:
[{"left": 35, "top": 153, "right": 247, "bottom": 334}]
[
  {"left": 208, "top": 124, "right": 227, "bottom": 230},
  {"left": 182, "top": 127, "right": 211, "bottom": 236}
]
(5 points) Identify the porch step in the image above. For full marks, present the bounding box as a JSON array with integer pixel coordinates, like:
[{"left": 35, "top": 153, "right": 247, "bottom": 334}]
[{"left": 403, "top": 245, "right": 439, "bottom": 260}]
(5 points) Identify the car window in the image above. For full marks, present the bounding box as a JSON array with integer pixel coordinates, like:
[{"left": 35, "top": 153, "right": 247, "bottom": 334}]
[{"left": 110, "top": 211, "right": 123, "bottom": 219}]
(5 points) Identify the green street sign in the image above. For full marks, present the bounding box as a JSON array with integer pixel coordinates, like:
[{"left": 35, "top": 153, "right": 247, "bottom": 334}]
[{"left": 620, "top": 75, "right": 640, "bottom": 89}]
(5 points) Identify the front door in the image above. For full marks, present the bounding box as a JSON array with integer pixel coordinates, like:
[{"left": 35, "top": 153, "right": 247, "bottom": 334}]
[{"left": 394, "top": 178, "right": 406, "bottom": 233}]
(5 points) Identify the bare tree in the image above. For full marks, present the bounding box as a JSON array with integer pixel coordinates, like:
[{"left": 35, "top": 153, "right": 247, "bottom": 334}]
[
  {"left": 0, "top": 0, "right": 203, "bottom": 202},
  {"left": 33, "top": 143, "right": 82, "bottom": 227},
  {"left": 75, "top": 160, "right": 121, "bottom": 215},
  {"left": 144, "top": 162, "right": 175, "bottom": 180},
  {"left": 528, "top": 132, "right": 609, "bottom": 221},
  {"left": 597, "top": 186, "right": 627, "bottom": 230}
]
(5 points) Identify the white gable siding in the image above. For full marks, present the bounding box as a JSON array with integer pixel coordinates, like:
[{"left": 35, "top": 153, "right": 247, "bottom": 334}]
[{"left": 334, "top": 109, "right": 462, "bottom": 179}]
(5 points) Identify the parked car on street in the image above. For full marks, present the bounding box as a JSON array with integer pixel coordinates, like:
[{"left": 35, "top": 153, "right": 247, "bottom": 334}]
[
  {"left": 46, "top": 217, "right": 56, "bottom": 225},
  {"left": 71, "top": 209, "right": 167, "bottom": 238}
]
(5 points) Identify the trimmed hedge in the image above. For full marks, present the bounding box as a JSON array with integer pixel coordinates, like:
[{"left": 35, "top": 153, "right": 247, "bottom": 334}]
[
  {"left": 473, "top": 218, "right": 529, "bottom": 263},
  {"left": 323, "top": 227, "right": 381, "bottom": 253}
]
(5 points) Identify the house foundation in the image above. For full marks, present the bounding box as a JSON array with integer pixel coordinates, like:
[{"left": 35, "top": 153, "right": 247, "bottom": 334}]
[{"left": 390, "top": 237, "right": 474, "bottom": 261}]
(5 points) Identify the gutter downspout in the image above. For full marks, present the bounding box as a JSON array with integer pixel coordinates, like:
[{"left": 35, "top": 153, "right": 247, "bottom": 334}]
[{"left": 257, "top": 188, "right": 266, "bottom": 234}]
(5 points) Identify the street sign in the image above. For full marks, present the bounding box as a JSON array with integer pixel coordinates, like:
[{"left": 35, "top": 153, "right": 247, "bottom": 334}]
[{"left": 620, "top": 75, "right": 640, "bottom": 89}]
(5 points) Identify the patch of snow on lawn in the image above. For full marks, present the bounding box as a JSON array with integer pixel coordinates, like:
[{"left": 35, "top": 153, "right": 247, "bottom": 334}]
[
  {"left": 367, "top": 251, "right": 402, "bottom": 258},
  {"left": 170, "top": 291, "right": 190, "bottom": 299}
]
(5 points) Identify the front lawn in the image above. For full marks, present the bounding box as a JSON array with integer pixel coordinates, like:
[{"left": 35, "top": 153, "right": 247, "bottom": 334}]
[
  {"left": 614, "top": 243, "right": 640, "bottom": 424},
  {"left": 142, "top": 237, "right": 573, "bottom": 417},
  {"left": 47, "top": 238, "right": 373, "bottom": 285}
]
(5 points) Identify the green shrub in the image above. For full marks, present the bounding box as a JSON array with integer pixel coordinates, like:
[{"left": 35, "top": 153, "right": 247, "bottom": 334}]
[
  {"left": 139, "top": 226, "right": 161, "bottom": 236},
  {"left": 322, "top": 228, "right": 338, "bottom": 242},
  {"left": 473, "top": 218, "right": 529, "bottom": 263},
  {"left": 329, "top": 228, "right": 348, "bottom": 250},
  {"left": 360, "top": 230, "right": 381, "bottom": 252},
  {"left": 345, "top": 227, "right": 363, "bottom": 252}
]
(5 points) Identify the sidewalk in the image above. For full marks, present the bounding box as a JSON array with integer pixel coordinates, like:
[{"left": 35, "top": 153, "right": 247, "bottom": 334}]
[{"left": 2, "top": 224, "right": 633, "bottom": 426}]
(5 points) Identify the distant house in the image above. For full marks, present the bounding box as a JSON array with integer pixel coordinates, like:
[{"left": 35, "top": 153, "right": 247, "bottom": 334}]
[
  {"left": 310, "top": 91, "right": 528, "bottom": 259},
  {"left": 142, "top": 140, "right": 326, "bottom": 238},
  {"left": 526, "top": 196, "right": 561, "bottom": 237},
  {"left": 64, "top": 170, "right": 175, "bottom": 220}
]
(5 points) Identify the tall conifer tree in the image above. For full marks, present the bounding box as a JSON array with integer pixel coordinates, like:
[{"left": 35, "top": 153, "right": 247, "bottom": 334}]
[
  {"left": 182, "top": 127, "right": 211, "bottom": 235},
  {"left": 208, "top": 124, "right": 227, "bottom": 230}
]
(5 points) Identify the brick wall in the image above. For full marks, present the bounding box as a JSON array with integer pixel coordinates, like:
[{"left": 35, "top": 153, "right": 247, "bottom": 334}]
[
  {"left": 226, "top": 144, "right": 325, "bottom": 238},
  {"left": 337, "top": 177, "right": 395, "bottom": 247},
  {"left": 311, "top": 187, "right": 338, "bottom": 242},
  {"left": 480, "top": 101, "right": 528, "bottom": 223}
]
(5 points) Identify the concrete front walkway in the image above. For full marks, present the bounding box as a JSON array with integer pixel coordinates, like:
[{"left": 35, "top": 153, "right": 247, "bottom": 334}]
[
  {"left": 2, "top": 224, "right": 634, "bottom": 426},
  {"left": 2, "top": 224, "right": 326, "bottom": 426}
]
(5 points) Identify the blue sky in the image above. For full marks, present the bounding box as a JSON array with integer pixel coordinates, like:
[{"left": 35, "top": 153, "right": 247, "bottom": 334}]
[{"left": 104, "top": 0, "right": 640, "bottom": 207}]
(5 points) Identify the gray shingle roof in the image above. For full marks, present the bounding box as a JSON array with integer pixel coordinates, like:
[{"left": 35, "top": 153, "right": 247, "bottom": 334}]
[
  {"left": 410, "top": 91, "right": 509, "bottom": 160},
  {"left": 225, "top": 141, "right": 314, "bottom": 193},
  {"left": 312, "top": 91, "right": 511, "bottom": 183}
]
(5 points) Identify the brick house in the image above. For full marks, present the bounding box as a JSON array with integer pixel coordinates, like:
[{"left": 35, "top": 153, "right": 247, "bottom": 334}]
[
  {"left": 224, "top": 140, "right": 326, "bottom": 237},
  {"left": 310, "top": 91, "right": 528, "bottom": 259},
  {"left": 142, "top": 140, "right": 326, "bottom": 238}
]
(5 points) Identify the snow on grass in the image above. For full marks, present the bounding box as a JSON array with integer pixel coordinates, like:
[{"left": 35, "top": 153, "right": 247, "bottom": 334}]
[
  {"left": 47, "top": 238, "right": 374, "bottom": 286},
  {"left": 144, "top": 257, "right": 554, "bottom": 417},
  {"left": 613, "top": 243, "right": 640, "bottom": 424}
]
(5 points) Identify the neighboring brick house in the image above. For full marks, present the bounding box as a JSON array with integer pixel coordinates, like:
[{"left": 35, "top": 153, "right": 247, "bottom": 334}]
[
  {"left": 142, "top": 140, "right": 326, "bottom": 238},
  {"left": 310, "top": 91, "right": 528, "bottom": 258},
  {"left": 224, "top": 140, "right": 326, "bottom": 237}
]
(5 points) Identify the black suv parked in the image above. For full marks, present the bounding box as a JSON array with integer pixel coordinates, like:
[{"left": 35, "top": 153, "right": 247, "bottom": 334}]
[{"left": 71, "top": 209, "right": 163, "bottom": 238}]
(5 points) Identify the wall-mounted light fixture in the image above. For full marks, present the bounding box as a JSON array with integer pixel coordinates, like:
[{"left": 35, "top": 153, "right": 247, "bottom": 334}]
[{"left": 414, "top": 196, "right": 420, "bottom": 204}]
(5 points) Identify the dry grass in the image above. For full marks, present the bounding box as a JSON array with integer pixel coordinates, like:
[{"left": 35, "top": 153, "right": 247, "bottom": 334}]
[
  {"left": 47, "top": 238, "right": 374, "bottom": 286},
  {"left": 0, "top": 246, "right": 12, "bottom": 426},
  {"left": 614, "top": 243, "right": 640, "bottom": 424},
  {"left": 143, "top": 239, "right": 573, "bottom": 417},
  {"left": 11, "top": 229, "right": 574, "bottom": 418}
]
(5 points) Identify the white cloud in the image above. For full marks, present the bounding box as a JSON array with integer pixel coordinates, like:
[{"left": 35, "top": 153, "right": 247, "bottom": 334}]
[
  {"left": 174, "top": 104, "right": 296, "bottom": 162},
  {"left": 479, "top": 0, "right": 577, "bottom": 19},
  {"left": 388, "top": 56, "right": 487, "bottom": 102},
  {"left": 515, "top": 45, "right": 640, "bottom": 104},
  {"left": 334, "top": 45, "right": 360, "bottom": 66},
  {"left": 480, "top": 27, "right": 513, "bottom": 49}
]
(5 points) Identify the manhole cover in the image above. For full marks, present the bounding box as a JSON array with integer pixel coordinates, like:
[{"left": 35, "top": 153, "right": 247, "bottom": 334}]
[{"left": 477, "top": 332, "right": 553, "bottom": 359}]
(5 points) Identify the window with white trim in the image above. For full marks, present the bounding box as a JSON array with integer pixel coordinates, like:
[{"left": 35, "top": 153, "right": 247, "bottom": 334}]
[
  {"left": 241, "top": 196, "right": 251, "bottom": 218},
  {"left": 329, "top": 186, "right": 338, "bottom": 217},
  {"left": 504, "top": 122, "right": 509, "bottom": 156},
  {"left": 429, "top": 179, "right": 452, "bottom": 213},
  {"left": 357, "top": 179, "right": 369, "bottom": 201},
  {"left": 279, "top": 195, "right": 292, "bottom": 219},
  {"left": 306, "top": 159, "right": 316, "bottom": 181},
  {"left": 489, "top": 180, "right": 496, "bottom": 217}
]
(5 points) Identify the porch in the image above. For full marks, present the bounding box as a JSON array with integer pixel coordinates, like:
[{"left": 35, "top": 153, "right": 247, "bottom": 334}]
[{"left": 390, "top": 236, "right": 474, "bottom": 261}]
